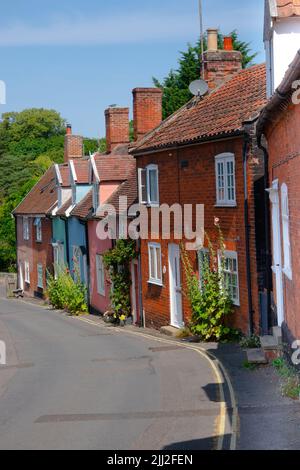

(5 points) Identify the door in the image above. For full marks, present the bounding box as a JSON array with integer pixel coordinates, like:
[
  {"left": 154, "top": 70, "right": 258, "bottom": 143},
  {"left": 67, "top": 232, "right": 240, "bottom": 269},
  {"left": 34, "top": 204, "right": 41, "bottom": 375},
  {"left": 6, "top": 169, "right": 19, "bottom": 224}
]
[
  {"left": 168, "top": 244, "right": 184, "bottom": 328},
  {"left": 268, "top": 180, "right": 284, "bottom": 326}
]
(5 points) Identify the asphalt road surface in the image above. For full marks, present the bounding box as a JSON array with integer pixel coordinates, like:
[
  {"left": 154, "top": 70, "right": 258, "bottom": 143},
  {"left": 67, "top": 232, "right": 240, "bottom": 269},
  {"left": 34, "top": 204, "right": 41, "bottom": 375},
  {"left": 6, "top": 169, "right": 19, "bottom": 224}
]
[{"left": 0, "top": 297, "right": 232, "bottom": 450}]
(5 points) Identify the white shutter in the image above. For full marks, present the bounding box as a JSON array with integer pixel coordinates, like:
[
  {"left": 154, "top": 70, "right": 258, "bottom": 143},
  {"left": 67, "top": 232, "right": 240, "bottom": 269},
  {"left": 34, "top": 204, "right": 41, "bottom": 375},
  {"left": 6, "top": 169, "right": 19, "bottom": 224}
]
[{"left": 138, "top": 169, "right": 147, "bottom": 204}]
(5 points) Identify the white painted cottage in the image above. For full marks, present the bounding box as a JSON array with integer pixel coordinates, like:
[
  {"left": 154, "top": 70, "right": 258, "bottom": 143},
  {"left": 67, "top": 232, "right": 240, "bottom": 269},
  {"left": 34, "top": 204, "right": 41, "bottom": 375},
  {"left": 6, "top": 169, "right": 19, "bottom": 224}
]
[{"left": 264, "top": 0, "right": 300, "bottom": 97}]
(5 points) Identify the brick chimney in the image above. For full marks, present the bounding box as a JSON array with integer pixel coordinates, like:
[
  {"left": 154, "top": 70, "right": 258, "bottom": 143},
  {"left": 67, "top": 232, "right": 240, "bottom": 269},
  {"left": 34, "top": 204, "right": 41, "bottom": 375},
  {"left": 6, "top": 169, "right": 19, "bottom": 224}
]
[
  {"left": 64, "top": 124, "right": 83, "bottom": 163},
  {"left": 105, "top": 107, "right": 130, "bottom": 154},
  {"left": 132, "top": 88, "right": 163, "bottom": 142},
  {"left": 204, "top": 29, "right": 242, "bottom": 91}
]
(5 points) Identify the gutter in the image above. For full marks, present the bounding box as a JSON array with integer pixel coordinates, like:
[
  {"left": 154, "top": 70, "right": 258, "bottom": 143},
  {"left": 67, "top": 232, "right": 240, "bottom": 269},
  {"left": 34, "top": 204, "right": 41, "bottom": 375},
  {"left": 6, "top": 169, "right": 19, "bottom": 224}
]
[
  {"left": 131, "top": 131, "right": 244, "bottom": 157},
  {"left": 242, "top": 134, "right": 254, "bottom": 335}
]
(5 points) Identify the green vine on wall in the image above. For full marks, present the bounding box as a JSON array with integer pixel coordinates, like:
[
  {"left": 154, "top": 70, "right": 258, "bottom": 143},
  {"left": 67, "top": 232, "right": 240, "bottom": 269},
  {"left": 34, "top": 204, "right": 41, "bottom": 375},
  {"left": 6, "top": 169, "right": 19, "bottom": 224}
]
[
  {"left": 181, "top": 225, "right": 238, "bottom": 342},
  {"left": 103, "top": 239, "right": 137, "bottom": 321}
]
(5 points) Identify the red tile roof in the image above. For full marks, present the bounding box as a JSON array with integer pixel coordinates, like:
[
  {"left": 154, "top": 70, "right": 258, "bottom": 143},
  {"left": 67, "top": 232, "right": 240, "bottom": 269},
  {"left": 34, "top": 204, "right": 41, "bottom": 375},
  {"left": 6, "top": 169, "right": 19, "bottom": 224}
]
[
  {"left": 71, "top": 191, "right": 93, "bottom": 219},
  {"left": 59, "top": 164, "right": 70, "bottom": 187},
  {"left": 276, "top": 0, "right": 300, "bottom": 17},
  {"left": 94, "top": 153, "right": 136, "bottom": 182},
  {"left": 72, "top": 159, "right": 90, "bottom": 184},
  {"left": 13, "top": 167, "right": 57, "bottom": 216},
  {"left": 132, "top": 64, "right": 267, "bottom": 153},
  {"left": 56, "top": 198, "right": 72, "bottom": 217}
]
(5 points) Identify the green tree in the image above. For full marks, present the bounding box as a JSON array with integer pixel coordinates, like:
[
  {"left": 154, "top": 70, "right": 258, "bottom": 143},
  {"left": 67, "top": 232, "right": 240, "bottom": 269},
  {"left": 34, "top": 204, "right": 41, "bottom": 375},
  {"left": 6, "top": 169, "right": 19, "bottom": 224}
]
[{"left": 153, "top": 32, "right": 257, "bottom": 119}]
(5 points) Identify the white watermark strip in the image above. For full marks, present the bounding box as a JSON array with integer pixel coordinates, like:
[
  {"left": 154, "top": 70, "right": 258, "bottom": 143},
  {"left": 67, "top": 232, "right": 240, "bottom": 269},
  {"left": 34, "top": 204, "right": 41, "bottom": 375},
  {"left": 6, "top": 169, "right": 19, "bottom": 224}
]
[
  {"left": 0, "top": 80, "right": 6, "bottom": 105},
  {"left": 0, "top": 340, "right": 6, "bottom": 365}
]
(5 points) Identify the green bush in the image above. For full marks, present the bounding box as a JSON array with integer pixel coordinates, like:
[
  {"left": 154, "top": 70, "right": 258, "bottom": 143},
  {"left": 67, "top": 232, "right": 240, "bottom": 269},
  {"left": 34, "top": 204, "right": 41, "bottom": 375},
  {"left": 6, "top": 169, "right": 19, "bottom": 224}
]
[
  {"left": 47, "top": 269, "right": 88, "bottom": 316},
  {"left": 181, "top": 227, "right": 238, "bottom": 342},
  {"left": 103, "top": 240, "right": 137, "bottom": 321}
]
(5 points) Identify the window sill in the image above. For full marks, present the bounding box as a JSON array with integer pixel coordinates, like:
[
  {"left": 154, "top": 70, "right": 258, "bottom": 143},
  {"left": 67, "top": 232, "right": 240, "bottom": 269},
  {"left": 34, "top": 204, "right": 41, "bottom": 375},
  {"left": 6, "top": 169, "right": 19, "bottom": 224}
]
[
  {"left": 148, "top": 280, "right": 163, "bottom": 287},
  {"left": 147, "top": 203, "right": 160, "bottom": 208},
  {"left": 97, "top": 291, "right": 105, "bottom": 297},
  {"left": 215, "top": 203, "right": 237, "bottom": 208}
]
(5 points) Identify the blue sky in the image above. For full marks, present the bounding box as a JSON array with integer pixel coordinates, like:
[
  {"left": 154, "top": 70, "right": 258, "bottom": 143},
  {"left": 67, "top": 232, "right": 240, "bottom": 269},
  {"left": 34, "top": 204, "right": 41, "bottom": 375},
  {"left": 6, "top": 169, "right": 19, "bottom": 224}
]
[{"left": 0, "top": 0, "right": 264, "bottom": 138}]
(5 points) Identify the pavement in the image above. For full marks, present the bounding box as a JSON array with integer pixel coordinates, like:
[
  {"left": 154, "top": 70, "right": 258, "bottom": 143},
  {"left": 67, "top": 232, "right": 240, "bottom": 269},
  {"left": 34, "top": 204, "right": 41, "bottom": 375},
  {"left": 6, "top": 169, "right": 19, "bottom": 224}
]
[{"left": 0, "top": 289, "right": 300, "bottom": 450}]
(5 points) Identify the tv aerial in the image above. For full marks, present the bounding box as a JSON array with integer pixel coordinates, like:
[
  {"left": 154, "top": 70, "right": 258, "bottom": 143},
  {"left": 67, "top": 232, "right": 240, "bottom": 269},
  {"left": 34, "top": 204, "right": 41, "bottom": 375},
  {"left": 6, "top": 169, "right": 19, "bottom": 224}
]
[{"left": 189, "top": 79, "right": 209, "bottom": 98}]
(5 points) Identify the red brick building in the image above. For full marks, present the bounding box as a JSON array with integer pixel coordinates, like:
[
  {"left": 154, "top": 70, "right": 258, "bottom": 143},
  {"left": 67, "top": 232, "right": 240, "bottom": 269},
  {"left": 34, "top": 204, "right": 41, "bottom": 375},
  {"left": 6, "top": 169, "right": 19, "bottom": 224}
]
[
  {"left": 257, "top": 51, "right": 300, "bottom": 344},
  {"left": 131, "top": 36, "right": 267, "bottom": 334},
  {"left": 13, "top": 168, "right": 57, "bottom": 297}
]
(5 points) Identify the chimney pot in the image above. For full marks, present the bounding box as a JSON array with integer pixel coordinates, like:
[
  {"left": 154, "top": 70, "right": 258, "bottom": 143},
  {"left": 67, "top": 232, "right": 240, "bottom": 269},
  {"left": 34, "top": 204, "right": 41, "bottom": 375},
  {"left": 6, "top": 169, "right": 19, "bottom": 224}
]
[
  {"left": 207, "top": 28, "right": 218, "bottom": 51},
  {"left": 223, "top": 36, "right": 233, "bottom": 51},
  {"left": 66, "top": 124, "right": 72, "bottom": 135}
]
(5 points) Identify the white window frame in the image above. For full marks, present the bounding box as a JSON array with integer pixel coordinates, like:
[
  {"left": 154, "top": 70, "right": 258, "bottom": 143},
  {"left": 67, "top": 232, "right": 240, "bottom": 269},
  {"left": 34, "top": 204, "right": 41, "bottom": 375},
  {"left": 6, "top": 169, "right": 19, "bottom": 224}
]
[
  {"left": 198, "top": 248, "right": 210, "bottom": 291},
  {"left": 24, "top": 261, "right": 30, "bottom": 284},
  {"left": 23, "top": 217, "right": 29, "bottom": 241},
  {"left": 37, "top": 264, "right": 44, "bottom": 289},
  {"left": 138, "top": 165, "right": 159, "bottom": 207},
  {"left": 34, "top": 217, "right": 42, "bottom": 242},
  {"left": 219, "top": 250, "right": 240, "bottom": 306},
  {"left": 148, "top": 242, "right": 163, "bottom": 286},
  {"left": 96, "top": 254, "right": 105, "bottom": 296},
  {"left": 281, "top": 183, "right": 292, "bottom": 280},
  {"left": 215, "top": 153, "right": 236, "bottom": 206}
]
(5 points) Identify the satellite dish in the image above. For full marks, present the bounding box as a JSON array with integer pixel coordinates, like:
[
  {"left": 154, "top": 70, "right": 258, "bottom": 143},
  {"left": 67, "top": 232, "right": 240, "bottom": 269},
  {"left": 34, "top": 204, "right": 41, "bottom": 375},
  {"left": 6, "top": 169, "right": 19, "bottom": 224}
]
[{"left": 189, "top": 79, "right": 209, "bottom": 97}]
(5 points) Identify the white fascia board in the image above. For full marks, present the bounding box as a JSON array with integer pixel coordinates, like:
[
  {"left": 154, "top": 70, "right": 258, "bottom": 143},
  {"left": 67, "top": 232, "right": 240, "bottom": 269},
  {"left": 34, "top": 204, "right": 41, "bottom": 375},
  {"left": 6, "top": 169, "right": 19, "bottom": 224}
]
[
  {"left": 69, "top": 160, "right": 77, "bottom": 183},
  {"left": 90, "top": 154, "right": 100, "bottom": 183},
  {"left": 54, "top": 164, "right": 63, "bottom": 185},
  {"left": 65, "top": 204, "right": 76, "bottom": 218}
]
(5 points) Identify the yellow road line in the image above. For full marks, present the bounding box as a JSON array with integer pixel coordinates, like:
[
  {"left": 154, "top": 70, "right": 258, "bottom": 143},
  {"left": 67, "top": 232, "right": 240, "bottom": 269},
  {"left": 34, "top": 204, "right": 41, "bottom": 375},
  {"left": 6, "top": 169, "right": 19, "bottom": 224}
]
[{"left": 74, "top": 316, "right": 238, "bottom": 450}]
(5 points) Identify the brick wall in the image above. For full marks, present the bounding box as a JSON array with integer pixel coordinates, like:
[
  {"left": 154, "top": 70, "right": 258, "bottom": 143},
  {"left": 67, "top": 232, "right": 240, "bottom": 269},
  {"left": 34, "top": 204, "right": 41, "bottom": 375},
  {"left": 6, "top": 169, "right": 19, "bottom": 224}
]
[
  {"left": 266, "top": 102, "right": 300, "bottom": 341},
  {"left": 133, "top": 88, "right": 163, "bottom": 141},
  {"left": 136, "top": 136, "right": 263, "bottom": 334},
  {"left": 64, "top": 135, "right": 83, "bottom": 162},
  {"left": 105, "top": 107, "right": 130, "bottom": 153},
  {"left": 204, "top": 50, "right": 243, "bottom": 90},
  {"left": 16, "top": 216, "right": 54, "bottom": 298}
]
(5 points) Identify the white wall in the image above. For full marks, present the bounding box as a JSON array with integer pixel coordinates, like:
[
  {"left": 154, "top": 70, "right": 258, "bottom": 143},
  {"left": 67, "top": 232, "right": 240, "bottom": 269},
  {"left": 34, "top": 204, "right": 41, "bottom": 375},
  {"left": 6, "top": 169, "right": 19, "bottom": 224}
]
[{"left": 266, "top": 18, "right": 300, "bottom": 96}]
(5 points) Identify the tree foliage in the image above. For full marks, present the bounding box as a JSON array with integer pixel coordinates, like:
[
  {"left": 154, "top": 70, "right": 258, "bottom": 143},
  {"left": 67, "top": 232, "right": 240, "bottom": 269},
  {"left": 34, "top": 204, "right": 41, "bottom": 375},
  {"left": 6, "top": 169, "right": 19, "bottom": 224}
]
[
  {"left": 0, "top": 108, "right": 99, "bottom": 272},
  {"left": 153, "top": 31, "right": 257, "bottom": 119}
]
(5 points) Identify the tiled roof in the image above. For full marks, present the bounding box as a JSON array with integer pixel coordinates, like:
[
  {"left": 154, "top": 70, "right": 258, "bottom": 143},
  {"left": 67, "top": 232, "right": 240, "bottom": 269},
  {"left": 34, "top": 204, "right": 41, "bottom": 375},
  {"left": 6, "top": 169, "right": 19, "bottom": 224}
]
[
  {"left": 72, "top": 159, "right": 90, "bottom": 184},
  {"left": 71, "top": 191, "right": 93, "bottom": 219},
  {"left": 132, "top": 64, "right": 267, "bottom": 153},
  {"left": 13, "top": 167, "right": 57, "bottom": 216},
  {"left": 93, "top": 154, "right": 136, "bottom": 182},
  {"left": 59, "top": 164, "right": 70, "bottom": 187},
  {"left": 276, "top": 0, "right": 300, "bottom": 17},
  {"left": 56, "top": 198, "right": 72, "bottom": 217}
]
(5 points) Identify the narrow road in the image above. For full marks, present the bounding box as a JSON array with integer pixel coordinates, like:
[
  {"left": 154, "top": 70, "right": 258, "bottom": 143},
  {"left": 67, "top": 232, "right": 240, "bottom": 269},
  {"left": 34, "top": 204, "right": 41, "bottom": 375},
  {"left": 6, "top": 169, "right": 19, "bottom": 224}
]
[{"left": 0, "top": 297, "right": 232, "bottom": 450}]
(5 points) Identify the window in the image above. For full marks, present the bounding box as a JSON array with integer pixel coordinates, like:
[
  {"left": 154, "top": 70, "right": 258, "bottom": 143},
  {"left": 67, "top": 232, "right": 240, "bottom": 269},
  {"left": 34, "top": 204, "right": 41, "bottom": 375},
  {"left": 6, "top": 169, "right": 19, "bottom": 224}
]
[
  {"left": 34, "top": 217, "right": 42, "bottom": 242},
  {"left": 281, "top": 184, "right": 292, "bottom": 280},
  {"left": 138, "top": 165, "right": 159, "bottom": 206},
  {"left": 148, "top": 242, "right": 162, "bottom": 285},
  {"left": 219, "top": 251, "right": 240, "bottom": 306},
  {"left": 37, "top": 264, "right": 43, "bottom": 289},
  {"left": 215, "top": 153, "right": 236, "bottom": 206},
  {"left": 198, "top": 248, "right": 210, "bottom": 291},
  {"left": 24, "top": 261, "right": 30, "bottom": 284},
  {"left": 72, "top": 185, "right": 76, "bottom": 205},
  {"left": 23, "top": 217, "right": 29, "bottom": 241},
  {"left": 53, "top": 243, "right": 64, "bottom": 279},
  {"left": 96, "top": 254, "right": 105, "bottom": 296}
]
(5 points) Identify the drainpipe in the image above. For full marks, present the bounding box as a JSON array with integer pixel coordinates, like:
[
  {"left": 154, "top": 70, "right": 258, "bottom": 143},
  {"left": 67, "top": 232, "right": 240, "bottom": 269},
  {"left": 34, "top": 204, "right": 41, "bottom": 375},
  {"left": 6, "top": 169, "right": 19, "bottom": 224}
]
[
  {"left": 257, "top": 135, "right": 272, "bottom": 331},
  {"left": 135, "top": 238, "right": 144, "bottom": 328},
  {"left": 84, "top": 221, "right": 90, "bottom": 309},
  {"left": 65, "top": 218, "right": 70, "bottom": 266},
  {"left": 243, "top": 134, "right": 254, "bottom": 335}
]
